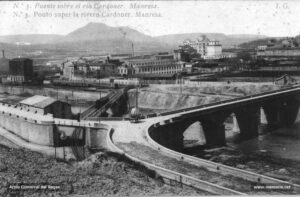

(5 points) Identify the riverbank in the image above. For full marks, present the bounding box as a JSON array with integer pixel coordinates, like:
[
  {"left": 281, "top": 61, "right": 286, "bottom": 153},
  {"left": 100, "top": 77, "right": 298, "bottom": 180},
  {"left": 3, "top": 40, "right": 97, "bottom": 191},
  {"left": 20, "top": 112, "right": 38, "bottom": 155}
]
[
  {"left": 128, "top": 82, "right": 280, "bottom": 113},
  {"left": 0, "top": 143, "right": 205, "bottom": 196}
]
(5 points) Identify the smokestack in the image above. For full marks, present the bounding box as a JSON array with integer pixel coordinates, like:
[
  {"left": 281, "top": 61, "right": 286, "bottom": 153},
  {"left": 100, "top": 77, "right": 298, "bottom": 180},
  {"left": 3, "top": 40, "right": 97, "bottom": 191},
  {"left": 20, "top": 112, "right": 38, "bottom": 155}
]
[
  {"left": 2, "top": 50, "right": 4, "bottom": 58},
  {"left": 132, "top": 43, "right": 134, "bottom": 57}
]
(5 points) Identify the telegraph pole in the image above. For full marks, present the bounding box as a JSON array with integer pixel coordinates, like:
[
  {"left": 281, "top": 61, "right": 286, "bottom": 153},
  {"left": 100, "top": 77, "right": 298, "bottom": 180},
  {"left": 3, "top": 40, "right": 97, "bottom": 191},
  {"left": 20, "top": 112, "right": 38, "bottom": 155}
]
[
  {"left": 135, "top": 84, "right": 138, "bottom": 109},
  {"left": 98, "top": 70, "right": 101, "bottom": 124},
  {"left": 180, "top": 73, "right": 182, "bottom": 94}
]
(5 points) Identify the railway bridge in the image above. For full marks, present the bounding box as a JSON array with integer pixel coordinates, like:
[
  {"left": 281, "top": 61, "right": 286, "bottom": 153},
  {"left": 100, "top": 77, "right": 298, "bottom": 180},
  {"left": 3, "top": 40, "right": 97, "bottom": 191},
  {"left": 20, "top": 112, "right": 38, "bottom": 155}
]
[{"left": 80, "top": 88, "right": 129, "bottom": 119}]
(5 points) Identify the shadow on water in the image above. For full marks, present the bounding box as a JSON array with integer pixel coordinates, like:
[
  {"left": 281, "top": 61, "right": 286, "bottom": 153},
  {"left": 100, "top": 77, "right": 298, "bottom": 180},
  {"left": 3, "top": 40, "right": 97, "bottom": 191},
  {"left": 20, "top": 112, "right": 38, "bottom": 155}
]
[{"left": 182, "top": 120, "right": 300, "bottom": 166}]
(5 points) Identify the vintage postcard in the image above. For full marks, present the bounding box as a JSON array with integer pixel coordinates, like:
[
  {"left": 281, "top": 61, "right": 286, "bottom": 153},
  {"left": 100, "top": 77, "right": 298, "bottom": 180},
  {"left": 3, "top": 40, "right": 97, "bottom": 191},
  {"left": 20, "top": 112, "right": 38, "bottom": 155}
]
[{"left": 0, "top": 0, "right": 300, "bottom": 196}]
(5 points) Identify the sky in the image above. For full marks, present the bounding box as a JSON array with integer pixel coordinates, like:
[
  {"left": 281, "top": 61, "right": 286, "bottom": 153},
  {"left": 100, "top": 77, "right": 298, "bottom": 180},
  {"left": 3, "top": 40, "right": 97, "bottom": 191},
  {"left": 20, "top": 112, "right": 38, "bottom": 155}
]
[{"left": 0, "top": 0, "right": 300, "bottom": 37}]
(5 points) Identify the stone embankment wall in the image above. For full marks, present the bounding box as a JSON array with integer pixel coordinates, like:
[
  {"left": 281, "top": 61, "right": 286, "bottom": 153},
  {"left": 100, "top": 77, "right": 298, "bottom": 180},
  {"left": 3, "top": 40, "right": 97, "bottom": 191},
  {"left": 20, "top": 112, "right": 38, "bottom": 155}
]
[
  {"left": 128, "top": 83, "right": 280, "bottom": 111},
  {"left": 0, "top": 103, "right": 55, "bottom": 146}
]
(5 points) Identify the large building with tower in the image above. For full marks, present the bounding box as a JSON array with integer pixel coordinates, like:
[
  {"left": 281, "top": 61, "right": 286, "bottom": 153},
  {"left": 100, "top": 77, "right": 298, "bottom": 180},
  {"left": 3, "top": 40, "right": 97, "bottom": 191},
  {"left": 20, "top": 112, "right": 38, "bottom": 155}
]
[{"left": 183, "top": 35, "right": 224, "bottom": 59}]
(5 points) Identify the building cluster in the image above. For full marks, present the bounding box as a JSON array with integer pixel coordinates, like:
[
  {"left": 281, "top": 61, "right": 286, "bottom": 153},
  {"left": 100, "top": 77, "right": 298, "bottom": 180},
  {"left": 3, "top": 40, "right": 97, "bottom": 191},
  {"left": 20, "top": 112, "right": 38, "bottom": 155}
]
[
  {"left": 59, "top": 36, "right": 240, "bottom": 81},
  {"left": 62, "top": 56, "right": 121, "bottom": 80},
  {"left": 0, "top": 50, "right": 61, "bottom": 84},
  {"left": 181, "top": 35, "right": 231, "bottom": 60},
  {"left": 256, "top": 37, "right": 300, "bottom": 58},
  {"left": 256, "top": 37, "right": 300, "bottom": 71},
  {"left": 0, "top": 35, "right": 238, "bottom": 84},
  {"left": 63, "top": 52, "right": 186, "bottom": 80}
]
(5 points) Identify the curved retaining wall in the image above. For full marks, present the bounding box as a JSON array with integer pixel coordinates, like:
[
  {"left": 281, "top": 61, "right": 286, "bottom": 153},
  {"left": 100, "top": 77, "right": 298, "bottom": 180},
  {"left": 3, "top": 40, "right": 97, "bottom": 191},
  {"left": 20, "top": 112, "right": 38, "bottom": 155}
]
[
  {"left": 106, "top": 127, "right": 243, "bottom": 195},
  {"left": 0, "top": 127, "right": 75, "bottom": 160},
  {"left": 146, "top": 120, "right": 300, "bottom": 187}
]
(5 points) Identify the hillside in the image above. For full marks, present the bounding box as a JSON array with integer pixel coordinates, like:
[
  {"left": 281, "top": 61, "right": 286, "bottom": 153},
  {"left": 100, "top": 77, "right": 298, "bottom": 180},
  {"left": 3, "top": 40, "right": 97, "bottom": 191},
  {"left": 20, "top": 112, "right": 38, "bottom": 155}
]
[
  {"left": 238, "top": 35, "right": 300, "bottom": 49},
  {"left": 0, "top": 23, "right": 171, "bottom": 57},
  {"left": 0, "top": 23, "right": 161, "bottom": 45},
  {"left": 238, "top": 38, "right": 277, "bottom": 49},
  {"left": 65, "top": 22, "right": 157, "bottom": 43},
  {"left": 155, "top": 33, "right": 267, "bottom": 48},
  {"left": 0, "top": 34, "right": 63, "bottom": 45},
  {"left": 0, "top": 22, "right": 269, "bottom": 57}
]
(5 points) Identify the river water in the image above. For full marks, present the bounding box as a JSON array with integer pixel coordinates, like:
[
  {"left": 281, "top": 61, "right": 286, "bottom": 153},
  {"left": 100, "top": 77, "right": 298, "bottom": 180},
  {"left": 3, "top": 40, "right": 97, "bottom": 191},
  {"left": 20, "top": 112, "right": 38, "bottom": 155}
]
[
  {"left": 183, "top": 113, "right": 300, "bottom": 164},
  {"left": 235, "top": 124, "right": 300, "bottom": 163}
]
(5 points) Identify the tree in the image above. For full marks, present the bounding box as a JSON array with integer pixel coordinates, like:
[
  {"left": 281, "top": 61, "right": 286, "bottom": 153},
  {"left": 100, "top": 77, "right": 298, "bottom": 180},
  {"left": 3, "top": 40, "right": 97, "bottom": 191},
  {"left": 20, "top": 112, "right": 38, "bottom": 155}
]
[
  {"left": 236, "top": 51, "right": 252, "bottom": 62},
  {"left": 178, "top": 45, "right": 201, "bottom": 62}
]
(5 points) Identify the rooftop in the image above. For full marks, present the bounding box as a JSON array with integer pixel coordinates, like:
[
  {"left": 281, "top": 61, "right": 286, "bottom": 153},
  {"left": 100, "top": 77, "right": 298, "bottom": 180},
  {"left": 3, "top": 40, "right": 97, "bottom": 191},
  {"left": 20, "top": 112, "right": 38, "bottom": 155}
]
[
  {"left": 20, "top": 95, "right": 58, "bottom": 108},
  {"left": 10, "top": 58, "right": 33, "bottom": 62},
  {"left": 265, "top": 47, "right": 300, "bottom": 51}
]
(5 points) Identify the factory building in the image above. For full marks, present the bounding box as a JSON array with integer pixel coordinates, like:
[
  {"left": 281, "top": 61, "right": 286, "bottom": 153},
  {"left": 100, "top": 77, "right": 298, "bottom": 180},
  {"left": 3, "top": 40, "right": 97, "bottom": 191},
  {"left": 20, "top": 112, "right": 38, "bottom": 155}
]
[
  {"left": 62, "top": 57, "right": 119, "bottom": 79},
  {"left": 7, "top": 58, "right": 34, "bottom": 84},
  {"left": 19, "top": 95, "right": 73, "bottom": 119},
  {"left": 0, "top": 50, "right": 9, "bottom": 74},
  {"left": 121, "top": 59, "right": 185, "bottom": 79}
]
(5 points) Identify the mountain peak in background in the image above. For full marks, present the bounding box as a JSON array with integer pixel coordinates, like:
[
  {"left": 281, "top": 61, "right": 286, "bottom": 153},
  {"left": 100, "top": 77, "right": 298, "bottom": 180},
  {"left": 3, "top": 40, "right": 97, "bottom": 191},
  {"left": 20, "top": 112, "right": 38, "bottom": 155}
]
[
  {"left": 0, "top": 22, "right": 270, "bottom": 57},
  {"left": 65, "top": 22, "right": 155, "bottom": 43}
]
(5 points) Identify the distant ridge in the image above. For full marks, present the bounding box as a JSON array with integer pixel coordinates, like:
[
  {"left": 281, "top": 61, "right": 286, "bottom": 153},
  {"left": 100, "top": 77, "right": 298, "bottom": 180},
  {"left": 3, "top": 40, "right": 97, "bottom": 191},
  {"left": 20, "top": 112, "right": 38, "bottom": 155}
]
[
  {"left": 0, "top": 23, "right": 269, "bottom": 57},
  {"left": 155, "top": 33, "right": 267, "bottom": 48},
  {"left": 0, "top": 23, "right": 267, "bottom": 48}
]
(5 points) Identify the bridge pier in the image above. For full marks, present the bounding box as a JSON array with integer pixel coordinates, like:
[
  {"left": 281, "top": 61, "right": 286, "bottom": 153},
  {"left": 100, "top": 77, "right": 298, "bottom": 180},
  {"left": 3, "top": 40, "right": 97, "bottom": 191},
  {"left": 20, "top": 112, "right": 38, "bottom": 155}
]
[
  {"left": 201, "top": 120, "right": 225, "bottom": 147},
  {"left": 263, "top": 98, "right": 300, "bottom": 129},
  {"left": 235, "top": 106, "right": 259, "bottom": 140},
  {"left": 232, "top": 114, "right": 240, "bottom": 133},
  {"left": 260, "top": 108, "right": 268, "bottom": 124},
  {"left": 200, "top": 113, "right": 229, "bottom": 148},
  {"left": 150, "top": 121, "right": 191, "bottom": 152}
]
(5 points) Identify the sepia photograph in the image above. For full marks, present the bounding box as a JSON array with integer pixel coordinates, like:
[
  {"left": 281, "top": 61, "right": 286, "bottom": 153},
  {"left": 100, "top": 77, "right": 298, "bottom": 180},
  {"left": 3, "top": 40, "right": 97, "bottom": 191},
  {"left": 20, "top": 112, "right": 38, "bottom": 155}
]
[{"left": 0, "top": 0, "right": 300, "bottom": 196}]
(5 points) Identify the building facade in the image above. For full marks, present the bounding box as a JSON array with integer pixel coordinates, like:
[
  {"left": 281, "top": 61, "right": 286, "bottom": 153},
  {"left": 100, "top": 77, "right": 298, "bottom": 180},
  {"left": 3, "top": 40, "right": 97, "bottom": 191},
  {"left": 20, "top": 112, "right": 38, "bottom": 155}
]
[
  {"left": 118, "top": 65, "right": 134, "bottom": 77},
  {"left": 19, "top": 95, "right": 73, "bottom": 119},
  {"left": 183, "top": 35, "right": 223, "bottom": 59},
  {"left": 0, "top": 50, "right": 9, "bottom": 74},
  {"left": 257, "top": 48, "right": 300, "bottom": 57},
  {"left": 62, "top": 58, "right": 119, "bottom": 79},
  {"left": 121, "top": 59, "right": 185, "bottom": 78},
  {"left": 7, "top": 58, "right": 34, "bottom": 83}
]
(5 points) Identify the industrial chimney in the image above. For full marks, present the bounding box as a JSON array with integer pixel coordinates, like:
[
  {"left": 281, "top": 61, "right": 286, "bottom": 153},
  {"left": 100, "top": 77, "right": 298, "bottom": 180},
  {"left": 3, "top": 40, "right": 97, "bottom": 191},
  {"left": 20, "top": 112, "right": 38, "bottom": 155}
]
[{"left": 131, "top": 43, "right": 134, "bottom": 57}]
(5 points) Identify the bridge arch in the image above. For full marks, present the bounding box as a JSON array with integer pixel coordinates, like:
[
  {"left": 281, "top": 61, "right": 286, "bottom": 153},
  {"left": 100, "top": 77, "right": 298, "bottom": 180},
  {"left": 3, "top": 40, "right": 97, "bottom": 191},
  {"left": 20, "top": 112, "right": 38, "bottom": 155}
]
[{"left": 183, "top": 121, "right": 206, "bottom": 148}]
